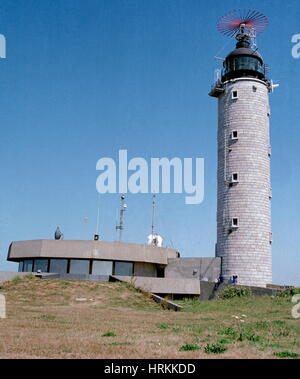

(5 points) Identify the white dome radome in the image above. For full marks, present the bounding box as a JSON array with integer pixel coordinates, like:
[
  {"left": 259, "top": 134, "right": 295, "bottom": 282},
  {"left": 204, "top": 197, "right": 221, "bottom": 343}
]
[{"left": 147, "top": 234, "right": 163, "bottom": 247}]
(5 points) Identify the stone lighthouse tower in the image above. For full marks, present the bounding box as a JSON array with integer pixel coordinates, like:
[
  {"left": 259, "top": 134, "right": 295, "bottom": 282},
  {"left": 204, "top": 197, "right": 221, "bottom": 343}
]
[{"left": 209, "top": 11, "right": 276, "bottom": 287}]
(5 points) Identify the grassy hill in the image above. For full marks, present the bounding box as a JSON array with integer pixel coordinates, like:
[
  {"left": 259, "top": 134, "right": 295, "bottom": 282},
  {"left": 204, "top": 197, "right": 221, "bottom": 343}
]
[{"left": 0, "top": 275, "right": 299, "bottom": 359}]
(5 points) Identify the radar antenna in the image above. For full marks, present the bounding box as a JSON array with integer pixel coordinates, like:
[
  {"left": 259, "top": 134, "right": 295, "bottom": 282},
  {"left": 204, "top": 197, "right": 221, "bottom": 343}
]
[
  {"left": 217, "top": 9, "right": 268, "bottom": 43},
  {"left": 54, "top": 227, "right": 64, "bottom": 240}
]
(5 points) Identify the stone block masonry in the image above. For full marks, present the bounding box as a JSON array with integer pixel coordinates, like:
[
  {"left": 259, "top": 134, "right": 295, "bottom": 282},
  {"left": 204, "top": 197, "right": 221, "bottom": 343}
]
[{"left": 216, "top": 78, "right": 272, "bottom": 287}]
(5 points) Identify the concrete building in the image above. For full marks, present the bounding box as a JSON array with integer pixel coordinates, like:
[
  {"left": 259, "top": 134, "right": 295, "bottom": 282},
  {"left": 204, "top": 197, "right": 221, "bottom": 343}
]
[
  {"left": 7, "top": 240, "right": 221, "bottom": 296},
  {"left": 209, "top": 20, "right": 274, "bottom": 287}
]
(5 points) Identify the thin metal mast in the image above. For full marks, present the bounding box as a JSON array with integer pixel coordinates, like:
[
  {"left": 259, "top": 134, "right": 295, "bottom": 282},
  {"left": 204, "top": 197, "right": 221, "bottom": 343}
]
[
  {"left": 116, "top": 195, "right": 127, "bottom": 242},
  {"left": 94, "top": 193, "right": 101, "bottom": 241},
  {"left": 151, "top": 194, "right": 156, "bottom": 237}
]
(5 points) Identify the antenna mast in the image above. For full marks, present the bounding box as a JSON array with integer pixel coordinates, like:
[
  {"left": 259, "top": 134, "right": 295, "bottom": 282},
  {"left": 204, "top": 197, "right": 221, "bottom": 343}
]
[
  {"left": 151, "top": 194, "right": 156, "bottom": 237},
  {"left": 116, "top": 195, "right": 127, "bottom": 242},
  {"left": 94, "top": 194, "right": 101, "bottom": 241},
  {"left": 147, "top": 194, "right": 163, "bottom": 247}
]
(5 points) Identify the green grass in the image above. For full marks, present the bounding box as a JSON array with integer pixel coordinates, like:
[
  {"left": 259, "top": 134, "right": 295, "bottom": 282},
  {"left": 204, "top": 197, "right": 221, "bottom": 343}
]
[
  {"left": 272, "top": 320, "right": 287, "bottom": 326},
  {"left": 179, "top": 344, "right": 200, "bottom": 352},
  {"left": 204, "top": 344, "right": 227, "bottom": 354},
  {"left": 11, "top": 276, "right": 23, "bottom": 284},
  {"left": 109, "top": 342, "right": 133, "bottom": 346},
  {"left": 243, "top": 333, "right": 261, "bottom": 342},
  {"left": 157, "top": 324, "right": 169, "bottom": 330},
  {"left": 102, "top": 331, "right": 117, "bottom": 337},
  {"left": 218, "top": 327, "right": 236, "bottom": 337},
  {"left": 276, "top": 288, "right": 300, "bottom": 298},
  {"left": 174, "top": 295, "right": 300, "bottom": 356},
  {"left": 36, "top": 315, "right": 57, "bottom": 321},
  {"left": 0, "top": 278, "right": 299, "bottom": 359},
  {"left": 11, "top": 274, "right": 35, "bottom": 284},
  {"left": 274, "top": 351, "right": 299, "bottom": 359},
  {"left": 218, "top": 286, "right": 252, "bottom": 299},
  {"left": 219, "top": 338, "right": 230, "bottom": 344},
  {"left": 23, "top": 309, "right": 42, "bottom": 313},
  {"left": 61, "top": 347, "right": 72, "bottom": 353}
]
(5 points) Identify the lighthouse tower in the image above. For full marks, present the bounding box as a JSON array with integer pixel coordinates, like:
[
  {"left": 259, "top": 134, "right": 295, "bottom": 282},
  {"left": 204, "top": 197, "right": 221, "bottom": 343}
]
[{"left": 209, "top": 11, "right": 275, "bottom": 287}]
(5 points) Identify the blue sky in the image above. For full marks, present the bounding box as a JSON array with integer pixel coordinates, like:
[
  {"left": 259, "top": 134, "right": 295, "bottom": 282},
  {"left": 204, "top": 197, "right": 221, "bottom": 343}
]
[{"left": 0, "top": 0, "right": 299, "bottom": 285}]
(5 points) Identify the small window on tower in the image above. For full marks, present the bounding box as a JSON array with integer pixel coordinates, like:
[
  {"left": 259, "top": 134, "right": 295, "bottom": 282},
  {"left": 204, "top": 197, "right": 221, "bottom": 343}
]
[
  {"left": 232, "top": 90, "right": 238, "bottom": 99},
  {"left": 231, "top": 173, "right": 239, "bottom": 183},
  {"left": 231, "top": 131, "right": 238, "bottom": 140},
  {"left": 253, "top": 86, "right": 257, "bottom": 92},
  {"left": 231, "top": 218, "right": 239, "bottom": 229}
]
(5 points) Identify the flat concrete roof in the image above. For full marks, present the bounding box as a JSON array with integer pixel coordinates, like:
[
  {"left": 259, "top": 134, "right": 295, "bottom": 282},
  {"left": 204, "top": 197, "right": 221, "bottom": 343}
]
[{"left": 7, "top": 240, "right": 178, "bottom": 265}]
